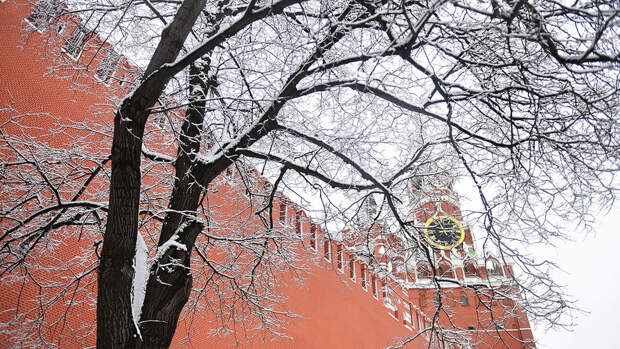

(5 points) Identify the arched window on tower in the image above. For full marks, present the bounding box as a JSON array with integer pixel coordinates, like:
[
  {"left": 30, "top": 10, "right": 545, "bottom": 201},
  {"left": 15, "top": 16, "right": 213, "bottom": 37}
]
[
  {"left": 485, "top": 258, "right": 503, "bottom": 277},
  {"left": 463, "top": 259, "right": 478, "bottom": 278},
  {"left": 437, "top": 260, "right": 455, "bottom": 279},
  {"left": 416, "top": 262, "right": 432, "bottom": 280}
]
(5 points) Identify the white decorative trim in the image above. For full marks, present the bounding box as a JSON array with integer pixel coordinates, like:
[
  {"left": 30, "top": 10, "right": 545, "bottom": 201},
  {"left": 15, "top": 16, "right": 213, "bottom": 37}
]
[
  {"left": 24, "top": 18, "right": 45, "bottom": 33},
  {"left": 61, "top": 47, "right": 81, "bottom": 61}
]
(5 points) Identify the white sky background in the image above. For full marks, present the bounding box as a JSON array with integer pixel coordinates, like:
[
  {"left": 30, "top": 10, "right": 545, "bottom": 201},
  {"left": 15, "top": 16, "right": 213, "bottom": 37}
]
[
  {"left": 456, "top": 179, "right": 620, "bottom": 349},
  {"left": 532, "top": 202, "right": 620, "bottom": 349}
]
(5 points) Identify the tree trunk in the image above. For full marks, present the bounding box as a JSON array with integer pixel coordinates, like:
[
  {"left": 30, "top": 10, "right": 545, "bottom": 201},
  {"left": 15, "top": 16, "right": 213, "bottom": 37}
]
[
  {"left": 96, "top": 1, "right": 207, "bottom": 347},
  {"left": 97, "top": 101, "right": 147, "bottom": 348},
  {"left": 138, "top": 63, "right": 231, "bottom": 348},
  {"left": 139, "top": 222, "right": 203, "bottom": 348}
]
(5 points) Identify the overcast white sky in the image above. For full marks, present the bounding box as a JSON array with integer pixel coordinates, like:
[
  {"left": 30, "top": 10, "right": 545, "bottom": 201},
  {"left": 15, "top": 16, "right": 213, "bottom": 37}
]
[
  {"left": 532, "top": 203, "right": 620, "bottom": 349},
  {"left": 455, "top": 178, "right": 620, "bottom": 349}
]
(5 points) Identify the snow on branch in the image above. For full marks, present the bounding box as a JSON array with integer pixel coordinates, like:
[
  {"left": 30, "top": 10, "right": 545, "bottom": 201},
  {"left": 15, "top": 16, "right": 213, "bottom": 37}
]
[{"left": 154, "top": 233, "right": 187, "bottom": 261}]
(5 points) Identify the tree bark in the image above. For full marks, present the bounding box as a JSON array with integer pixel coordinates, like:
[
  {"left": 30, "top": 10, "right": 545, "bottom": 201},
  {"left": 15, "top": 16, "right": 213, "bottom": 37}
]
[
  {"left": 139, "top": 63, "right": 217, "bottom": 348},
  {"left": 96, "top": 1, "right": 207, "bottom": 348},
  {"left": 97, "top": 101, "right": 146, "bottom": 348},
  {"left": 139, "top": 220, "right": 204, "bottom": 349}
]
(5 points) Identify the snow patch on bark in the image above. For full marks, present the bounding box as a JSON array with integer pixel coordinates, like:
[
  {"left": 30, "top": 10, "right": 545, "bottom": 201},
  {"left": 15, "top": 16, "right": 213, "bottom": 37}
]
[
  {"left": 155, "top": 234, "right": 187, "bottom": 261},
  {"left": 131, "top": 231, "right": 149, "bottom": 339}
]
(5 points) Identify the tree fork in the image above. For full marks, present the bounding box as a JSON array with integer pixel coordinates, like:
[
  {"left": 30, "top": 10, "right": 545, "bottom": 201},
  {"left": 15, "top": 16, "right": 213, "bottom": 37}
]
[
  {"left": 139, "top": 62, "right": 215, "bottom": 347},
  {"left": 97, "top": 1, "right": 208, "bottom": 347}
]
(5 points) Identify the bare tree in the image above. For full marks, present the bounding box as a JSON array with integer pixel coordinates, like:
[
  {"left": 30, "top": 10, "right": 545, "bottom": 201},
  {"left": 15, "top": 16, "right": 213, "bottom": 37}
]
[{"left": 1, "top": 0, "right": 619, "bottom": 348}]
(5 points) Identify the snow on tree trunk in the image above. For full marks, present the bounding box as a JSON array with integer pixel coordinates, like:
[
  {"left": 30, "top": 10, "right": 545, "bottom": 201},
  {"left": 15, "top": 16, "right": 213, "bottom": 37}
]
[{"left": 131, "top": 231, "right": 149, "bottom": 338}]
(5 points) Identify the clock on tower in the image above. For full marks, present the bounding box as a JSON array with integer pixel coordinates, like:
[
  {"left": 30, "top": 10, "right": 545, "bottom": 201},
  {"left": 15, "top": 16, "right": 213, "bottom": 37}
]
[
  {"left": 423, "top": 215, "right": 465, "bottom": 249},
  {"left": 411, "top": 175, "right": 470, "bottom": 251}
]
